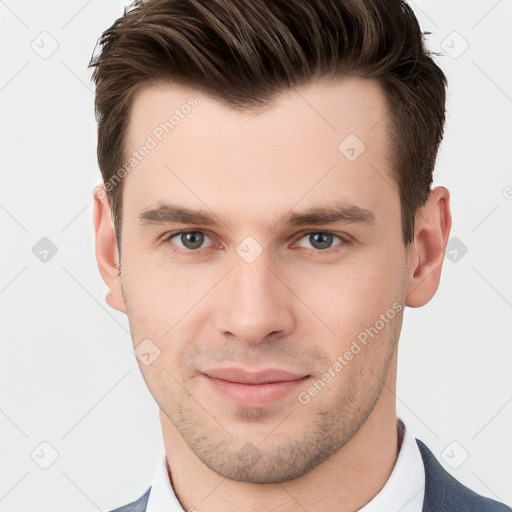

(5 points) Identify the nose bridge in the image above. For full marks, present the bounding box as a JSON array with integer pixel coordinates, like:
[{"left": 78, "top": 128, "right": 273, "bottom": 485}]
[{"left": 216, "top": 250, "right": 293, "bottom": 344}]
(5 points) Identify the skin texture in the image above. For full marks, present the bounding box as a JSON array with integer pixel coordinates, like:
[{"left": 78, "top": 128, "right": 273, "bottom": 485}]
[{"left": 93, "top": 77, "right": 451, "bottom": 511}]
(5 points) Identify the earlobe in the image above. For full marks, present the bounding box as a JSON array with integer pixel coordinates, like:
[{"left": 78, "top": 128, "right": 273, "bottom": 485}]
[
  {"left": 92, "top": 184, "right": 127, "bottom": 313},
  {"left": 405, "top": 186, "right": 452, "bottom": 308}
]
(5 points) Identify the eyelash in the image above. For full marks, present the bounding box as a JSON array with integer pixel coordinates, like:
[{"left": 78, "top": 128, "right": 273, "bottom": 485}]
[{"left": 162, "top": 229, "right": 351, "bottom": 257}]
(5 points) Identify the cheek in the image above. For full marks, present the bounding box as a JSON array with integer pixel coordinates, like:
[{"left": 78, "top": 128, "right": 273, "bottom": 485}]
[
  {"left": 122, "top": 255, "right": 206, "bottom": 334},
  {"left": 121, "top": 261, "right": 215, "bottom": 387},
  {"left": 292, "top": 257, "right": 405, "bottom": 350},
  {"left": 313, "top": 258, "right": 401, "bottom": 302}
]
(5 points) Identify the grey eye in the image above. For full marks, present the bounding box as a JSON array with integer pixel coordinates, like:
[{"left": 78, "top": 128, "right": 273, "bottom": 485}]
[
  {"left": 171, "top": 231, "right": 211, "bottom": 250},
  {"left": 297, "top": 232, "right": 341, "bottom": 250}
]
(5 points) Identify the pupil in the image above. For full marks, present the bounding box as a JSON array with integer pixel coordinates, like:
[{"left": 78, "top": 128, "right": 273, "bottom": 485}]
[
  {"left": 312, "top": 233, "right": 332, "bottom": 250},
  {"left": 182, "top": 232, "right": 203, "bottom": 249}
]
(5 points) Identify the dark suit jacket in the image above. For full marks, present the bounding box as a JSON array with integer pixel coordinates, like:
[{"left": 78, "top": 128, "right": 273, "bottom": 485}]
[{"left": 110, "top": 439, "right": 511, "bottom": 511}]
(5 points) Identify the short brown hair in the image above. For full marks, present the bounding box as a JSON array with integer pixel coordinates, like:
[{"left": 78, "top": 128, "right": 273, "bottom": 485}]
[{"left": 88, "top": 0, "right": 447, "bottom": 250}]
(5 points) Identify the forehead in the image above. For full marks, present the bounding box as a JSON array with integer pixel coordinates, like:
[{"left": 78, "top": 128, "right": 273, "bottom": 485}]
[
  {"left": 122, "top": 77, "right": 396, "bottom": 227},
  {"left": 126, "top": 77, "right": 390, "bottom": 153}
]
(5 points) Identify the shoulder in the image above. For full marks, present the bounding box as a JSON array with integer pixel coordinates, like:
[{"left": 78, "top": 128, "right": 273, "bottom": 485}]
[
  {"left": 416, "top": 439, "right": 511, "bottom": 512},
  {"left": 108, "top": 486, "right": 152, "bottom": 512}
]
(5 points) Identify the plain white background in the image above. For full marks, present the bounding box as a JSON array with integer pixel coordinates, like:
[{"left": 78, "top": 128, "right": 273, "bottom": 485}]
[{"left": 1, "top": 0, "right": 511, "bottom": 510}]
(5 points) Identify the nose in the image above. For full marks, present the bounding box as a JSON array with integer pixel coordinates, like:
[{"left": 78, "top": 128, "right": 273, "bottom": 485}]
[{"left": 214, "top": 254, "right": 295, "bottom": 346}]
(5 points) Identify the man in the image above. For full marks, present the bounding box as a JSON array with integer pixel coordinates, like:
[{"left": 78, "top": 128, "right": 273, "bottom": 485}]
[{"left": 89, "top": 0, "right": 510, "bottom": 510}]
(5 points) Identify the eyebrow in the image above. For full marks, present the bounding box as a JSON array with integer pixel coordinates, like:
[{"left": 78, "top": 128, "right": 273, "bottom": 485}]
[{"left": 138, "top": 201, "right": 376, "bottom": 231}]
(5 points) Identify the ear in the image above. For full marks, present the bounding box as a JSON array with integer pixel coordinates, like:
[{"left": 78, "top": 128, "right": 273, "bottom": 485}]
[
  {"left": 92, "top": 184, "right": 127, "bottom": 313},
  {"left": 405, "top": 186, "right": 452, "bottom": 308}
]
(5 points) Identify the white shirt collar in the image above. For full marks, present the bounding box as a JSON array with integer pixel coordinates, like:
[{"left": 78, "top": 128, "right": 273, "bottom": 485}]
[
  {"left": 358, "top": 420, "right": 425, "bottom": 512},
  {"left": 146, "top": 419, "right": 425, "bottom": 512},
  {"left": 146, "top": 450, "right": 184, "bottom": 512}
]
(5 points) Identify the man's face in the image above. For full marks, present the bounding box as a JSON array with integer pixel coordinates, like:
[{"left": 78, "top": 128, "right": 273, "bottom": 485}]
[{"left": 115, "top": 78, "right": 411, "bottom": 483}]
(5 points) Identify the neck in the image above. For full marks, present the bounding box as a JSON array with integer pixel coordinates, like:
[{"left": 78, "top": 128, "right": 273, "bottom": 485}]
[{"left": 160, "top": 380, "right": 399, "bottom": 512}]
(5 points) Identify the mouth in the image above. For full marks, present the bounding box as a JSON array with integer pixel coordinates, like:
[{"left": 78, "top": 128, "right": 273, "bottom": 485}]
[{"left": 202, "top": 368, "right": 311, "bottom": 408}]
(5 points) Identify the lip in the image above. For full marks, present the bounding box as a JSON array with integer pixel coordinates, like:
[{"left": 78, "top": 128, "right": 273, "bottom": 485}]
[
  {"left": 205, "top": 367, "right": 308, "bottom": 384},
  {"left": 203, "top": 368, "right": 310, "bottom": 407}
]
